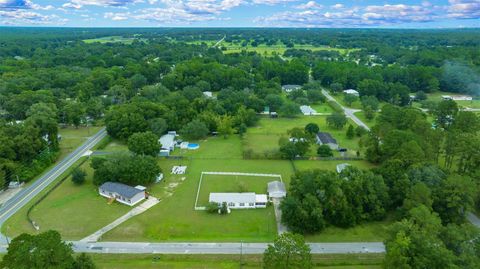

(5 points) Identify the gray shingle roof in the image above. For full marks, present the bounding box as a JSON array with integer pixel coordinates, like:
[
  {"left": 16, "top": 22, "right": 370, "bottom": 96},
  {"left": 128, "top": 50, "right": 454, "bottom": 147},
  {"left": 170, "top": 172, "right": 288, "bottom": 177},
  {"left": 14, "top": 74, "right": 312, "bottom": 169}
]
[
  {"left": 100, "top": 182, "right": 144, "bottom": 199},
  {"left": 317, "top": 132, "right": 337, "bottom": 144}
]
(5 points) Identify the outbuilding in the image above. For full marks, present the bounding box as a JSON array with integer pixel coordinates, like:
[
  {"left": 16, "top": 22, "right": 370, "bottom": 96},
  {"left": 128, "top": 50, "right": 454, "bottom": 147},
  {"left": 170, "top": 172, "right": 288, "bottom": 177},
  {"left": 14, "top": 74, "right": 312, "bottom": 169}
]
[
  {"left": 159, "top": 131, "right": 177, "bottom": 156},
  {"left": 343, "top": 89, "right": 359, "bottom": 96},
  {"left": 282, "top": 85, "right": 302, "bottom": 93},
  {"left": 267, "top": 181, "right": 286, "bottom": 199},
  {"left": 316, "top": 132, "right": 339, "bottom": 150},
  {"left": 99, "top": 182, "right": 146, "bottom": 206}
]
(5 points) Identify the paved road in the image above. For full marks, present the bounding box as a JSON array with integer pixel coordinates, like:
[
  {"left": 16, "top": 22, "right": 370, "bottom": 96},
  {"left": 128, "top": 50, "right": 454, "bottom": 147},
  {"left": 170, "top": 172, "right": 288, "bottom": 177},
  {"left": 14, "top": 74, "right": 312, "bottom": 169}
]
[
  {"left": 322, "top": 89, "right": 370, "bottom": 131},
  {"left": 0, "top": 128, "right": 107, "bottom": 238},
  {"left": 71, "top": 241, "right": 385, "bottom": 254}
]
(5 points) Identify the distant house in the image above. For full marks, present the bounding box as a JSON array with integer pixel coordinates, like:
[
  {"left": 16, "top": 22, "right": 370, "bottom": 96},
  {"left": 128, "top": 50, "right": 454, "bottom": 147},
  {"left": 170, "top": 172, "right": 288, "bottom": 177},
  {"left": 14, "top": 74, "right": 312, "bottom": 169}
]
[
  {"left": 282, "top": 85, "right": 302, "bottom": 93},
  {"left": 267, "top": 181, "right": 286, "bottom": 200},
  {"left": 300, "top": 105, "right": 317, "bottom": 115},
  {"left": 316, "top": 132, "right": 339, "bottom": 150},
  {"left": 270, "top": 112, "right": 278, "bottom": 118},
  {"left": 343, "top": 89, "right": 359, "bottom": 97},
  {"left": 336, "top": 163, "right": 351, "bottom": 173},
  {"left": 159, "top": 131, "right": 177, "bottom": 156},
  {"left": 443, "top": 95, "right": 473, "bottom": 101},
  {"left": 99, "top": 182, "right": 146, "bottom": 206},
  {"left": 209, "top": 193, "right": 267, "bottom": 209},
  {"left": 203, "top": 91, "right": 213, "bottom": 98}
]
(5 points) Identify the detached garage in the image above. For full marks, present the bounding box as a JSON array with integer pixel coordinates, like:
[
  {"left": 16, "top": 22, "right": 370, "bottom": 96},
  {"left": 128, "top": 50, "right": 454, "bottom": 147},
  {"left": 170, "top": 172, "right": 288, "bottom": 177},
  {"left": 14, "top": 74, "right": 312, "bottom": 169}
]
[{"left": 267, "top": 181, "right": 286, "bottom": 199}]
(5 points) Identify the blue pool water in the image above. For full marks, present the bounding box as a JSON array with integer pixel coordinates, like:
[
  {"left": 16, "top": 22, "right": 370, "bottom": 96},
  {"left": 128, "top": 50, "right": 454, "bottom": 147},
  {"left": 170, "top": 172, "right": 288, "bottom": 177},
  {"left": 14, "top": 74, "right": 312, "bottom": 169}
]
[{"left": 188, "top": 143, "right": 200, "bottom": 150}]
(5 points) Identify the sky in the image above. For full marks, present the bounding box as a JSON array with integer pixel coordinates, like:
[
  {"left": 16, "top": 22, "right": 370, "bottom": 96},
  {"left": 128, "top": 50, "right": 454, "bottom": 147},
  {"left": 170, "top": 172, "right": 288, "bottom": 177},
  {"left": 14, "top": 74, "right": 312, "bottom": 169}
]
[{"left": 0, "top": 0, "right": 479, "bottom": 28}]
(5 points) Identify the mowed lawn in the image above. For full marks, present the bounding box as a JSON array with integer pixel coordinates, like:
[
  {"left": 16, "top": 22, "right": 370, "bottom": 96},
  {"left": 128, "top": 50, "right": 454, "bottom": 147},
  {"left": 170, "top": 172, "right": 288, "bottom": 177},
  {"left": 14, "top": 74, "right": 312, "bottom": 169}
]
[
  {"left": 4, "top": 160, "right": 130, "bottom": 240},
  {"left": 244, "top": 116, "right": 362, "bottom": 157},
  {"left": 101, "top": 157, "right": 293, "bottom": 242},
  {"left": 58, "top": 126, "right": 102, "bottom": 159},
  {"left": 90, "top": 253, "right": 384, "bottom": 269}
]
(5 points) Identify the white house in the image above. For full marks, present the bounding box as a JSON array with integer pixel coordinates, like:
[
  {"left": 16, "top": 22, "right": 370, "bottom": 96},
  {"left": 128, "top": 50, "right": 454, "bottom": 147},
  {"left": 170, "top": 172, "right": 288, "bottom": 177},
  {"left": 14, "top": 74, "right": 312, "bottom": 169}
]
[
  {"left": 282, "top": 85, "right": 302, "bottom": 93},
  {"left": 159, "top": 131, "right": 176, "bottom": 156},
  {"left": 336, "top": 163, "right": 351, "bottom": 173},
  {"left": 203, "top": 91, "right": 213, "bottom": 98},
  {"left": 267, "top": 181, "right": 286, "bottom": 199},
  {"left": 300, "top": 105, "right": 317, "bottom": 115},
  {"left": 99, "top": 182, "right": 146, "bottom": 206},
  {"left": 316, "top": 132, "right": 339, "bottom": 150},
  {"left": 443, "top": 95, "right": 473, "bottom": 101},
  {"left": 209, "top": 193, "right": 267, "bottom": 209},
  {"left": 343, "top": 89, "right": 359, "bottom": 96}
]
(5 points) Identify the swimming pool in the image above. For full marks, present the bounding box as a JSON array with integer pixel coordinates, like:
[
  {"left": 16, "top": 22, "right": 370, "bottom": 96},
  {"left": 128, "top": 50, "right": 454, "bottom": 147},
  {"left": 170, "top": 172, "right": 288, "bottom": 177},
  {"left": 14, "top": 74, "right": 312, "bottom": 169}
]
[{"left": 188, "top": 143, "right": 200, "bottom": 150}]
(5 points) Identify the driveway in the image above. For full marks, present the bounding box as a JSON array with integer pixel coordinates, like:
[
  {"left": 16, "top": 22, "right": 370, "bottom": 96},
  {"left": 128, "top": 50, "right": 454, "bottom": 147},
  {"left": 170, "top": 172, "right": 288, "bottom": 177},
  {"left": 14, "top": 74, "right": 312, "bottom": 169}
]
[{"left": 272, "top": 198, "right": 288, "bottom": 235}]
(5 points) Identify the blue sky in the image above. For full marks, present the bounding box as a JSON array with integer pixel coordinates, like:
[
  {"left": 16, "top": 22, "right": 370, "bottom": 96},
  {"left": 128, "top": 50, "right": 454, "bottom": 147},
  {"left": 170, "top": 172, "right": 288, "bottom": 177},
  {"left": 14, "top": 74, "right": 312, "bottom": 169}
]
[{"left": 0, "top": 0, "right": 479, "bottom": 27}]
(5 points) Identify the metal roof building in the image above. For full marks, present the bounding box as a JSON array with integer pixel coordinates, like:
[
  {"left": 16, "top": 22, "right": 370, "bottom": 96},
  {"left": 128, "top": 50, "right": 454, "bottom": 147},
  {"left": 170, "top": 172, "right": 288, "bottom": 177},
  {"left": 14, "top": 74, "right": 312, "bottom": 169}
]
[{"left": 99, "top": 182, "right": 146, "bottom": 206}]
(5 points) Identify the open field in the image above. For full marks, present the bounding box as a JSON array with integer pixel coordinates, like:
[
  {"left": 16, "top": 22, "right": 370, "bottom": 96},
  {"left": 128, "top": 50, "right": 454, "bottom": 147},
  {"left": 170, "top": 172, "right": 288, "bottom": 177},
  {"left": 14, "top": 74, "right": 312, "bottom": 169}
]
[
  {"left": 3, "top": 159, "right": 131, "bottom": 240},
  {"left": 244, "top": 116, "right": 363, "bottom": 157},
  {"left": 426, "top": 92, "right": 480, "bottom": 109},
  {"left": 186, "top": 40, "right": 358, "bottom": 56},
  {"left": 89, "top": 253, "right": 384, "bottom": 269},
  {"left": 353, "top": 111, "right": 376, "bottom": 128},
  {"left": 58, "top": 126, "right": 102, "bottom": 159},
  {"left": 83, "top": 36, "right": 146, "bottom": 44}
]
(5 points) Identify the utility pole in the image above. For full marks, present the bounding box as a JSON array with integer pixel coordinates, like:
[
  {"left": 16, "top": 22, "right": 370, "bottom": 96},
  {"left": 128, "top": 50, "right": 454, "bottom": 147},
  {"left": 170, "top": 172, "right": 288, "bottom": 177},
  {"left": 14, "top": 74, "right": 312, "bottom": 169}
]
[{"left": 240, "top": 240, "right": 243, "bottom": 268}]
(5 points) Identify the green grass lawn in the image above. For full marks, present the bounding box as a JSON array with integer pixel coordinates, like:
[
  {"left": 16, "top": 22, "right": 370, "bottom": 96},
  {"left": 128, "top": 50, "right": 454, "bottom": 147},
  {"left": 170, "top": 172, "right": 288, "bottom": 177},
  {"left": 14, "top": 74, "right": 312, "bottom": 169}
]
[
  {"left": 245, "top": 116, "right": 362, "bottom": 157},
  {"left": 101, "top": 157, "right": 293, "bottom": 242},
  {"left": 305, "top": 214, "right": 394, "bottom": 242},
  {"left": 294, "top": 160, "right": 376, "bottom": 172},
  {"left": 89, "top": 253, "right": 383, "bottom": 269},
  {"left": 311, "top": 103, "right": 334, "bottom": 114},
  {"left": 3, "top": 160, "right": 131, "bottom": 240},
  {"left": 197, "top": 174, "right": 276, "bottom": 206},
  {"left": 58, "top": 126, "right": 102, "bottom": 159},
  {"left": 101, "top": 139, "right": 129, "bottom": 152},
  {"left": 425, "top": 92, "right": 480, "bottom": 109},
  {"left": 353, "top": 111, "right": 376, "bottom": 128}
]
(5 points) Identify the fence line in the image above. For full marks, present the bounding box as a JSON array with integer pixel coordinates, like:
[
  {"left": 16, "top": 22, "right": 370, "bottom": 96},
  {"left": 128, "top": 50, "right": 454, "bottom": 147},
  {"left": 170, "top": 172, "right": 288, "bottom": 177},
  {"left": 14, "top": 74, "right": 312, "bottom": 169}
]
[{"left": 194, "top": 171, "right": 283, "bottom": 211}]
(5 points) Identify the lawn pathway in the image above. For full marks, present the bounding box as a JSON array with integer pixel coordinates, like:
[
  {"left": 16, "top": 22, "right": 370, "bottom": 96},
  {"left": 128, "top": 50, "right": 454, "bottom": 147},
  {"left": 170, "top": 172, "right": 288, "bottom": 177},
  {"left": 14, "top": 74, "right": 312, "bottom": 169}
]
[{"left": 80, "top": 196, "right": 159, "bottom": 242}]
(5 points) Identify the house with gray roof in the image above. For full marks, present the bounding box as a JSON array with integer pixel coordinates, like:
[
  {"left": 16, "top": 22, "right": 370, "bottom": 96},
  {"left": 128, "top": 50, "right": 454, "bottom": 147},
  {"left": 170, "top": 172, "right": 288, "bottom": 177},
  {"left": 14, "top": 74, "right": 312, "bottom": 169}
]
[
  {"left": 99, "top": 182, "right": 146, "bottom": 206},
  {"left": 282, "top": 84, "right": 302, "bottom": 93},
  {"left": 209, "top": 193, "right": 267, "bottom": 209},
  {"left": 316, "top": 132, "right": 339, "bottom": 150}
]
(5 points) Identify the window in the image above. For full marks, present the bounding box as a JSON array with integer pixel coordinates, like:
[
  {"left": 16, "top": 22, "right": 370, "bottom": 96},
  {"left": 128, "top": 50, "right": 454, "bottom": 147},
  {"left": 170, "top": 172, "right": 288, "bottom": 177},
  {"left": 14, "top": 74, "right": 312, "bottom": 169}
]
[
  {"left": 249, "top": 203, "right": 254, "bottom": 206},
  {"left": 239, "top": 203, "right": 245, "bottom": 207},
  {"left": 228, "top": 202, "right": 235, "bottom": 207}
]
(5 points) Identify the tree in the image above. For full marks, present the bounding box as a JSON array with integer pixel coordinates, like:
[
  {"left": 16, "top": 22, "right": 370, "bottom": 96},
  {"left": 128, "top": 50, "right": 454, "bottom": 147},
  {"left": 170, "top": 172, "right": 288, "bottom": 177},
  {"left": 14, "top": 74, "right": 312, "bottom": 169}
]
[
  {"left": 326, "top": 112, "right": 347, "bottom": 129},
  {"left": 149, "top": 118, "right": 168, "bottom": 137},
  {"left": 279, "top": 101, "right": 300, "bottom": 118},
  {"left": 180, "top": 120, "right": 209, "bottom": 140},
  {"left": 306, "top": 90, "right": 325, "bottom": 103},
  {"left": 73, "top": 253, "right": 96, "bottom": 269},
  {"left": 415, "top": 91, "right": 427, "bottom": 101},
  {"left": 206, "top": 202, "right": 219, "bottom": 214},
  {"left": 71, "top": 168, "right": 87, "bottom": 185},
  {"left": 330, "top": 82, "right": 343, "bottom": 93},
  {"left": 263, "top": 233, "right": 312, "bottom": 269},
  {"left": 216, "top": 115, "right": 234, "bottom": 138},
  {"left": 304, "top": 123, "right": 319, "bottom": 135},
  {"left": 343, "top": 94, "right": 358, "bottom": 106},
  {"left": 346, "top": 124, "right": 355, "bottom": 139},
  {"left": 0, "top": 230, "right": 94, "bottom": 269},
  {"left": 317, "top": 145, "right": 333, "bottom": 157},
  {"left": 127, "top": 131, "right": 160, "bottom": 156},
  {"left": 91, "top": 154, "right": 161, "bottom": 186},
  {"left": 435, "top": 100, "right": 458, "bottom": 129}
]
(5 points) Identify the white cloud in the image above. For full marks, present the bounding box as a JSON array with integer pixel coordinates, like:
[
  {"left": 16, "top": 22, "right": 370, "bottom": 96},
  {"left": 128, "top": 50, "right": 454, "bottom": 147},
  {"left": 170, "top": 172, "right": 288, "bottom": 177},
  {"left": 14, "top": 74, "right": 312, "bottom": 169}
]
[
  {"left": 447, "top": 0, "right": 480, "bottom": 19},
  {"left": 63, "top": 0, "right": 143, "bottom": 9},
  {"left": 295, "top": 1, "right": 322, "bottom": 10},
  {"left": 0, "top": 8, "right": 67, "bottom": 25},
  {"left": 252, "top": 0, "right": 297, "bottom": 5}
]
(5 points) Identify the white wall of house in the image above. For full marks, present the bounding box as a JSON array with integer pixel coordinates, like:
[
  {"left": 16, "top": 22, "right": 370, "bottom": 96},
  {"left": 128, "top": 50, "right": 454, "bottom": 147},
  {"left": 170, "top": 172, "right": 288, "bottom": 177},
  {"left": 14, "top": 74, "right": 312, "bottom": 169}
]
[{"left": 99, "top": 188, "right": 145, "bottom": 206}]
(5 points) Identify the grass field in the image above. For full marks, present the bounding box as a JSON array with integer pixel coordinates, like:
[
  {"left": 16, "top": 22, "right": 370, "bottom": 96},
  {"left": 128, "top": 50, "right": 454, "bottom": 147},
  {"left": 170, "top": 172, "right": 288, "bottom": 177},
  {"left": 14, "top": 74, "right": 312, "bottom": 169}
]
[
  {"left": 426, "top": 92, "right": 480, "bottom": 109},
  {"left": 58, "top": 126, "right": 102, "bottom": 159},
  {"left": 353, "top": 111, "right": 376, "bottom": 128},
  {"left": 244, "top": 116, "right": 362, "bottom": 157},
  {"left": 83, "top": 36, "right": 146, "bottom": 44},
  {"left": 3, "top": 159, "right": 131, "bottom": 240},
  {"left": 186, "top": 40, "right": 358, "bottom": 57},
  {"left": 89, "top": 253, "right": 384, "bottom": 269}
]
